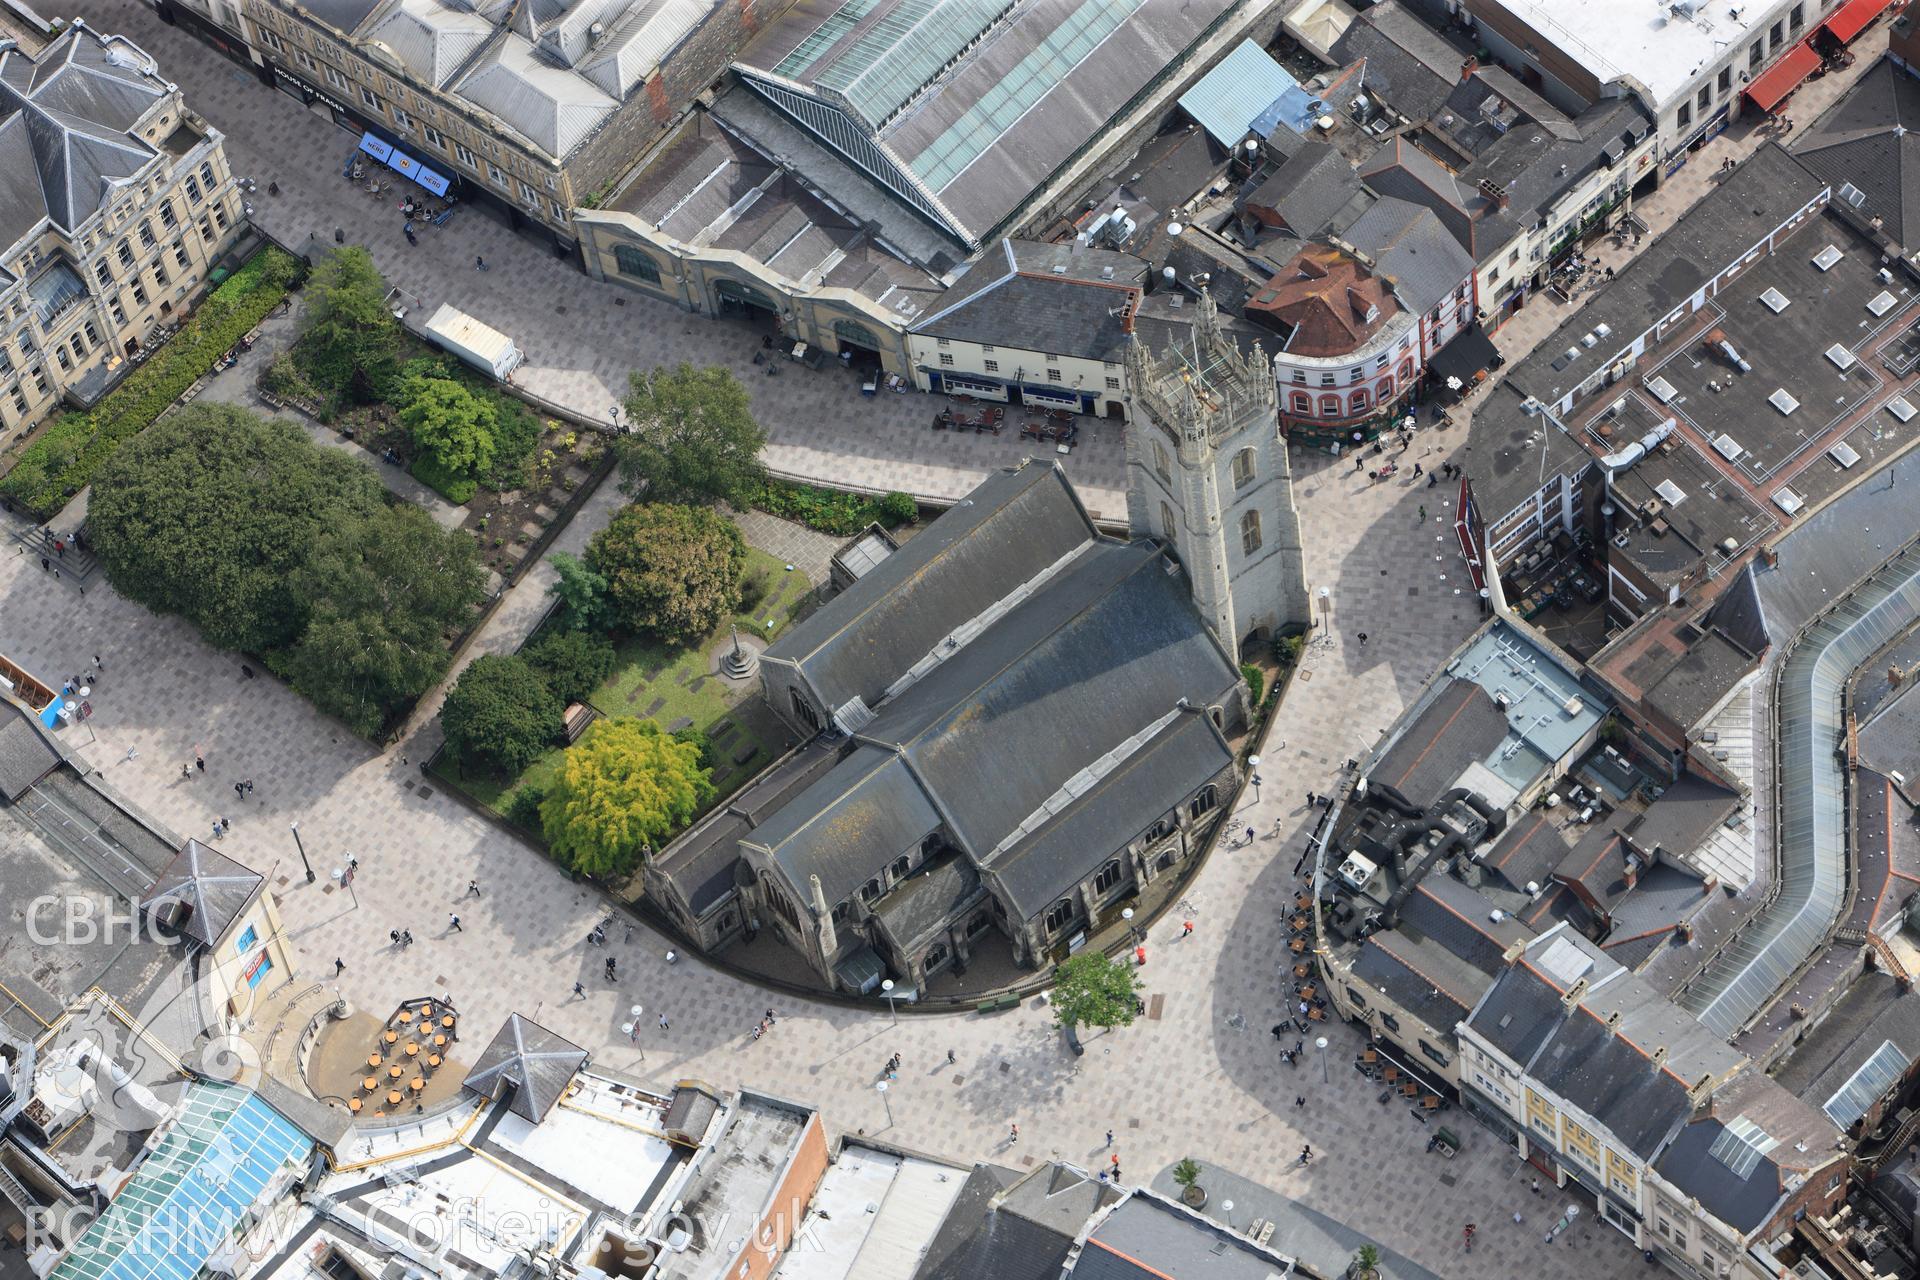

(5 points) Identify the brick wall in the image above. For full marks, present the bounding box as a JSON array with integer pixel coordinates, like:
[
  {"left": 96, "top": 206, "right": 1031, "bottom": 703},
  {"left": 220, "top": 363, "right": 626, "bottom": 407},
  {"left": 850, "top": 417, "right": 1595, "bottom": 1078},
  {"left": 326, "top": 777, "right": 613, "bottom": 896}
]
[
  {"left": 569, "top": 0, "right": 798, "bottom": 204},
  {"left": 734, "top": 1110, "right": 831, "bottom": 1280}
]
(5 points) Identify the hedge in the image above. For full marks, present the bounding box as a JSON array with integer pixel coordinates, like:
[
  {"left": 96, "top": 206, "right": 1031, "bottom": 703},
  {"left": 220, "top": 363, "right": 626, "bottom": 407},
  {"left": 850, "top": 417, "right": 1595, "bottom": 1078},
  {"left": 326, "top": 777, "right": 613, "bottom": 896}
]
[
  {"left": 409, "top": 451, "right": 478, "bottom": 505},
  {"left": 0, "top": 247, "right": 303, "bottom": 517},
  {"left": 750, "top": 479, "right": 918, "bottom": 535}
]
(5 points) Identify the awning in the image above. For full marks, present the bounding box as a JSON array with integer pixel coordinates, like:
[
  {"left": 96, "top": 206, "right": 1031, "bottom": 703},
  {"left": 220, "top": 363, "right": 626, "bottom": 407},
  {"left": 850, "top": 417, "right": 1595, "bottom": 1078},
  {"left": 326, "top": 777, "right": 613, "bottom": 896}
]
[
  {"left": 356, "top": 134, "right": 451, "bottom": 197},
  {"left": 1745, "top": 43, "right": 1820, "bottom": 113},
  {"left": 356, "top": 132, "right": 392, "bottom": 163},
  {"left": 1427, "top": 322, "right": 1500, "bottom": 387},
  {"left": 1823, "top": 0, "right": 1894, "bottom": 44},
  {"left": 939, "top": 375, "right": 1009, "bottom": 401},
  {"left": 1019, "top": 386, "right": 1083, "bottom": 408}
]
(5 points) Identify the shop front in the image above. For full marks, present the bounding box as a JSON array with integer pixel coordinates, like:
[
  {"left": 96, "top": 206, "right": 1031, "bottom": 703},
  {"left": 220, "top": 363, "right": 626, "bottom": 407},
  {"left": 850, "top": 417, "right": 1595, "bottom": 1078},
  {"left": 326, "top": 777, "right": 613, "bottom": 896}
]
[
  {"left": 268, "top": 61, "right": 360, "bottom": 133},
  {"left": 926, "top": 372, "right": 1009, "bottom": 401},
  {"left": 354, "top": 132, "right": 453, "bottom": 199},
  {"left": 155, "top": 0, "right": 254, "bottom": 67}
]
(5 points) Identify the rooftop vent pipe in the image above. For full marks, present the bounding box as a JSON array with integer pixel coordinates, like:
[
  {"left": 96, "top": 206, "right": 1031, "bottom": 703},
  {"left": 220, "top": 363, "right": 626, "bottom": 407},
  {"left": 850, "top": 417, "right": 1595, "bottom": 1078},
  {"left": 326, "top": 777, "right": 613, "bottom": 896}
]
[{"left": 1718, "top": 339, "right": 1751, "bottom": 373}]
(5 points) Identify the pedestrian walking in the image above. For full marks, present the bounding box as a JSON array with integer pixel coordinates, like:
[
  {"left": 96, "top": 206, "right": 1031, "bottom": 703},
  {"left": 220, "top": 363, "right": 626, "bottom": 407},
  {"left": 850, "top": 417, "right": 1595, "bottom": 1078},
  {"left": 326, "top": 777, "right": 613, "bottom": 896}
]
[
  {"left": 234, "top": 781, "right": 245, "bottom": 798},
  {"left": 404, "top": 227, "right": 418, "bottom": 246},
  {"left": 390, "top": 930, "right": 401, "bottom": 945},
  {"left": 334, "top": 957, "right": 346, "bottom": 975},
  {"left": 1530, "top": 1178, "right": 1540, "bottom": 1195},
  {"left": 658, "top": 1013, "right": 669, "bottom": 1031},
  {"left": 1182, "top": 920, "right": 1194, "bottom": 937},
  {"left": 1299, "top": 1145, "right": 1313, "bottom": 1166},
  {"left": 401, "top": 929, "right": 413, "bottom": 946},
  {"left": 1357, "top": 631, "right": 1369, "bottom": 645},
  {"left": 572, "top": 982, "right": 585, "bottom": 999},
  {"left": 765, "top": 1007, "right": 776, "bottom": 1025},
  {"left": 1413, "top": 462, "right": 1423, "bottom": 476},
  {"left": 182, "top": 764, "right": 193, "bottom": 781},
  {"left": 39, "top": 557, "right": 48, "bottom": 572},
  {"left": 449, "top": 913, "right": 462, "bottom": 932},
  {"left": 1294, "top": 1095, "right": 1306, "bottom": 1108},
  {"left": 1419, "top": 505, "right": 1427, "bottom": 523},
  {"left": 212, "top": 820, "right": 222, "bottom": 839},
  {"left": 93, "top": 654, "right": 102, "bottom": 669},
  {"left": 1110, "top": 1153, "right": 1119, "bottom": 1170},
  {"left": 240, "top": 664, "right": 254, "bottom": 679},
  {"left": 1428, "top": 472, "right": 1439, "bottom": 488},
  {"left": 1305, "top": 790, "right": 1317, "bottom": 807},
  {"left": 1105, "top": 1129, "right": 1114, "bottom": 1147},
  {"left": 243, "top": 779, "right": 254, "bottom": 796},
  {"left": 475, "top": 256, "right": 488, "bottom": 271},
  {"left": 468, "top": 879, "right": 481, "bottom": 897},
  {"left": 947, "top": 1048, "right": 957, "bottom": 1064},
  {"left": 1009, "top": 1123, "right": 1019, "bottom": 1144}
]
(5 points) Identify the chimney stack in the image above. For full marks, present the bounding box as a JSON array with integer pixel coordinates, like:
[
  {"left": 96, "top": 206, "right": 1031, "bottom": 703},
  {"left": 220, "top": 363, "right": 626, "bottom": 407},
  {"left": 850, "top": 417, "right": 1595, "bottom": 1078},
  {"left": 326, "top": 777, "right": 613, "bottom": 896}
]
[{"left": 1460, "top": 55, "right": 1480, "bottom": 83}]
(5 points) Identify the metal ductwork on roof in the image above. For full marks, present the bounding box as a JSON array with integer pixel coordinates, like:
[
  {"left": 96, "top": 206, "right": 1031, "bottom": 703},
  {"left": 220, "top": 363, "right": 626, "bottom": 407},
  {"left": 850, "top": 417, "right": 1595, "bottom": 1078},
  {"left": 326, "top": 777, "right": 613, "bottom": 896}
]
[{"left": 1599, "top": 418, "right": 1676, "bottom": 476}]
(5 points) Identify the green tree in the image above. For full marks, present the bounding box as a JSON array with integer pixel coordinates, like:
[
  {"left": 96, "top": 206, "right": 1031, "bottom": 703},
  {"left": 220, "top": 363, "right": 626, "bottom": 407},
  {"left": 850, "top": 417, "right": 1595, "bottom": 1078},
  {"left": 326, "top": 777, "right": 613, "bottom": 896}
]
[
  {"left": 300, "top": 246, "right": 398, "bottom": 398},
  {"left": 400, "top": 376, "right": 497, "bottom": 480},
  {"left": 441, "top": 654, "right": 562, "bottom": 775},
  {"left": 88, "top": 404, "right": 387, "bottom": 653},
  {"left": 617, "top": 363, "right": 767, "bottom": 505},
  {"left": 540, "top": 718, "right": 713, "bottom": 877},
  {"left": 287, "top": 504, "right": 485, "bottom": 735},
  {"left": 546, "top": 552, "right": 609, "bottom": 631},
  {"left": 587, "top": 503, "right": 745, "bottom": 645},
  {"left": 1172, "top": 1159, "right": 1201, "bottom": 1192},
  {"left": 1050, "top": 951, "right": 1140, "bottom": 1033},
  {"left": 522, "top": 630, "right": 617, "bottom": 705}
]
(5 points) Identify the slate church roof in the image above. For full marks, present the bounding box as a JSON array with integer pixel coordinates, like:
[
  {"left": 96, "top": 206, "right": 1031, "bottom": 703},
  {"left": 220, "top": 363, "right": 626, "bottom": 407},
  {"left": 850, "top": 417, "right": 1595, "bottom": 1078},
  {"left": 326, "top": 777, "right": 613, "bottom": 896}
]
[{"left": 745, "top": 462, "right": 1241, "bottom": 924}]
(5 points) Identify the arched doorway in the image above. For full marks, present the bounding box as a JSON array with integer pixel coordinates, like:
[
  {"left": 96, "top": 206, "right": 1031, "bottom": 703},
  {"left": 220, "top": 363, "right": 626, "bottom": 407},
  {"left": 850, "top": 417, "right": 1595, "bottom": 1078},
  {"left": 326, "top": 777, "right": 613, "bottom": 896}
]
[
  {"left": 832, "top": 318, "right": 883, "bottom": 371},
  {"left": 713, "top": 279, "right": 780, "bottom": 333}
]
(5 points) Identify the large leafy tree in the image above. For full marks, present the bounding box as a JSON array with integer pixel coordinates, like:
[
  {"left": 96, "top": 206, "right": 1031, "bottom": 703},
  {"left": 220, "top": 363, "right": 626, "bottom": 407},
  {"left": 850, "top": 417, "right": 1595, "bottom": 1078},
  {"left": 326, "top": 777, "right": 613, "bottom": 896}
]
[
  {"left": 401, "top": 376, "right": 497, "bottom": 480},
  {"left": 300, "top": 246, "right": 398, "bottom": 397},
  {"left": 540, "top": 718, "right": 713, "bottom": 878},
  {"left": 522, "top": 630, "right": 617, "bottom": 706},
  {"left": 286, "top": 503, "right": 485, "bottom": 736},
  {"left": 546, "top": 552, "right": 609, "bottom": 632},
  {"left": 88, "top": 404, "right": 386, "bottom": 653},
  {"left": 587, "top": 503, "right": 745, "bottom": 645},
  {"left": 617, "top": 363, "right": 767, "bottom": 506},
  {"left": 441, "top": 654, "right": 562, "bottom": 775},
  {"left": 1051, "top": 951, "right": 1141, "bottom": 1033}
]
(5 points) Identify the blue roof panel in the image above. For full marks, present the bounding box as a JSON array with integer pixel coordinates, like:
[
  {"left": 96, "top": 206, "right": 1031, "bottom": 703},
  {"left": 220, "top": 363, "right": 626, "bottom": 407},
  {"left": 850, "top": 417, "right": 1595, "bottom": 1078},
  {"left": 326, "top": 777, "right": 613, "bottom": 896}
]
[{"left": 1180, "top": 38, "right": 1302, "bottom": 147}]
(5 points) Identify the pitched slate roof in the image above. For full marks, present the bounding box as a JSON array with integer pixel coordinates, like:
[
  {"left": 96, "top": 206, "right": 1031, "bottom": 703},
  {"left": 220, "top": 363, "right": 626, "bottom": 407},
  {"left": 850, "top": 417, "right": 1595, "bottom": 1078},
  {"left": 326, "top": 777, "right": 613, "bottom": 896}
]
[
  {"left": 1483, "top": 808, "right": 1575, "bottom": 895},
  {"left": 988, "top": 710, "right": 1230, "bottom": 919},
  {"left": 0, "top": 702, "right": 61, "bottom": 802},
  {"left": 1370, "top": 679, "right": 1509, "bottom": 808},
  {"left": 869, "top": 540, "right": 1239, "bottom": 860},
  {"left": 871, "top": 850, "right": 982, "bottom": 947},
  {"left": 1331, "top": 0, "right": 1462, "bottom": 124},
  {"left": 1359, "top": 136, "right": 1475, "bottom": 255},
  {"left": 462, "top": 1013, "right": 587, "bottom": 1123},
  {"left": 1793, "top": 57, "right": 1920, "bottom": 253},
  {"left": 746, "top": 745, "right": 942, "bottom": 910},
  {"left": 0, "top": 23, "right": 166, "bottom": 248},
  {"left": 911, "top": 239, "right": 1145, "bottom": 360},
  {"left": 1242, "top": 141, "right": 1373, "bottom": 240},
  {"left": 765, "top": 463, "right": 1098, "bottom": 720},
  {"left": 1398, "top": 874, "right": 1535, "bottom": 974},
  {"left": 1342, "top": 196, "right": 1475, "bottom": 315},
  {"left": 452, "top": 34, "right": 618, "bottom": 159},
  {"left": 141, "top": 840, "right": 264, "bottom": 950}
]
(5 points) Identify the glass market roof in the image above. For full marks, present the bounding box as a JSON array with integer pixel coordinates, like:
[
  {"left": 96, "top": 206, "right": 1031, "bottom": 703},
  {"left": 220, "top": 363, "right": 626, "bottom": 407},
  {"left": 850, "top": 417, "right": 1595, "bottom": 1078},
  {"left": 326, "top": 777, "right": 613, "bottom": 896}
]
[{"left": 49, "top": 1083, "right": 314, "bottom": 1280}]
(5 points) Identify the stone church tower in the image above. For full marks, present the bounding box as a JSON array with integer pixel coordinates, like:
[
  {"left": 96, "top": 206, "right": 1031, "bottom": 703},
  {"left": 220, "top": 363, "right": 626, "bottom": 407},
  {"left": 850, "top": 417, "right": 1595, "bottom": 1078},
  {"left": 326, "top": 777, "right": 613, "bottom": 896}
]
[{"left": 1124, "top": 291, "right": 1310, "bottom": 656}]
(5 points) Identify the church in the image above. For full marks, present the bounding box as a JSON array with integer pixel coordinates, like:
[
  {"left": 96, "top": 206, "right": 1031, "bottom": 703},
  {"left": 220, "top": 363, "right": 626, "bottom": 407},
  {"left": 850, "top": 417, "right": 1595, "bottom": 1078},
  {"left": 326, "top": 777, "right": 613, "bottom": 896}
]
[{"left": 649, "top": 298, "right": 1311, "bottom": 992}]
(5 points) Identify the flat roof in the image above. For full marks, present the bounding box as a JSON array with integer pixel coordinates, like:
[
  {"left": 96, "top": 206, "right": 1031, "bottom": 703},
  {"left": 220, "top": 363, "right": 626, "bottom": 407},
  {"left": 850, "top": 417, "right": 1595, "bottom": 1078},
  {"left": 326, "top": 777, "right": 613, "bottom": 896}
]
[
  {"left": 653, "top": 1094, "right": 814, "bottom": 1278},
  {"left": 1443, "top": 620, "right": 1607, "bottom": 792},
  {"left": 1481, "top": 0, "right": 1776, "bottom": 111},
  {"left": 772, "top": 1143, "right": 969, "bottom": 1280}
]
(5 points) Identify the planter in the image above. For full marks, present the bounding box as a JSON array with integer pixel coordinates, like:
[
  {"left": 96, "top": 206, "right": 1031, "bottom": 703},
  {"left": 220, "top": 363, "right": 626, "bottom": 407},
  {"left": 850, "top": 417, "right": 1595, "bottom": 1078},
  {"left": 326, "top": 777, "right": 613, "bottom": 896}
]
[{"left": 1179, "top": 1184, "right": 1207, "bottom": 1209}]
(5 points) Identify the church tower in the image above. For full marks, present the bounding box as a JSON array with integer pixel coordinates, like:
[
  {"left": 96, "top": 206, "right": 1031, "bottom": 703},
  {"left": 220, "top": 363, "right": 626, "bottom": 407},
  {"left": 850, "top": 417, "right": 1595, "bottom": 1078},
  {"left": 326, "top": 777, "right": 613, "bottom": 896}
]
[{"left": 1125, "top": 290, "right": 1309, "bottom": 656}]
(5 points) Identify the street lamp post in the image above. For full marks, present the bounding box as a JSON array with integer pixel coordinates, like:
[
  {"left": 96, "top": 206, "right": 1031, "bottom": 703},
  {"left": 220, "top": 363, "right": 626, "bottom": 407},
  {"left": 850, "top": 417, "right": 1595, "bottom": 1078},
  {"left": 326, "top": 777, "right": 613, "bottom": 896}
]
[
  {"left": 331, "top": 867, "right": 357, "bottom": 910},
  {"left": 1121, "top": 907, "right": 1137, "bottom": 944},
  {"left": 1316, "top": 1035, "right": 1329, "bottom": 1082},
  {"left": 1318, "top": 586, "right": 1332, "bottom": 634},
  {"left": 1222, "top": 1200, "right": 1235, "bottom": 1232},
  {"left": 289, "top": 822, "right": 315, "bottom": 884},
  {"left": 1248, "top": 755, "right": 1262, "bottom": 803},
  {"left": 629, "top": 1004, "right": 645, "bottom": 1060},
  {"left": 881, "top": 979, "right": 898, "bottom": 1025},
  {"left": 875, "top": 1080, "right": 893, "bottom": 1127}
]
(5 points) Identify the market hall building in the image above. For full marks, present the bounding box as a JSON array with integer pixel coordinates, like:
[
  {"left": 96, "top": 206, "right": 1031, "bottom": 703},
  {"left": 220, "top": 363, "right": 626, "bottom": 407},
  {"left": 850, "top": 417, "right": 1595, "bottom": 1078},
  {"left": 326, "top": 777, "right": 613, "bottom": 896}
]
[{"left": 576, "top": 0, "right": 1283, "bottom": 378}]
